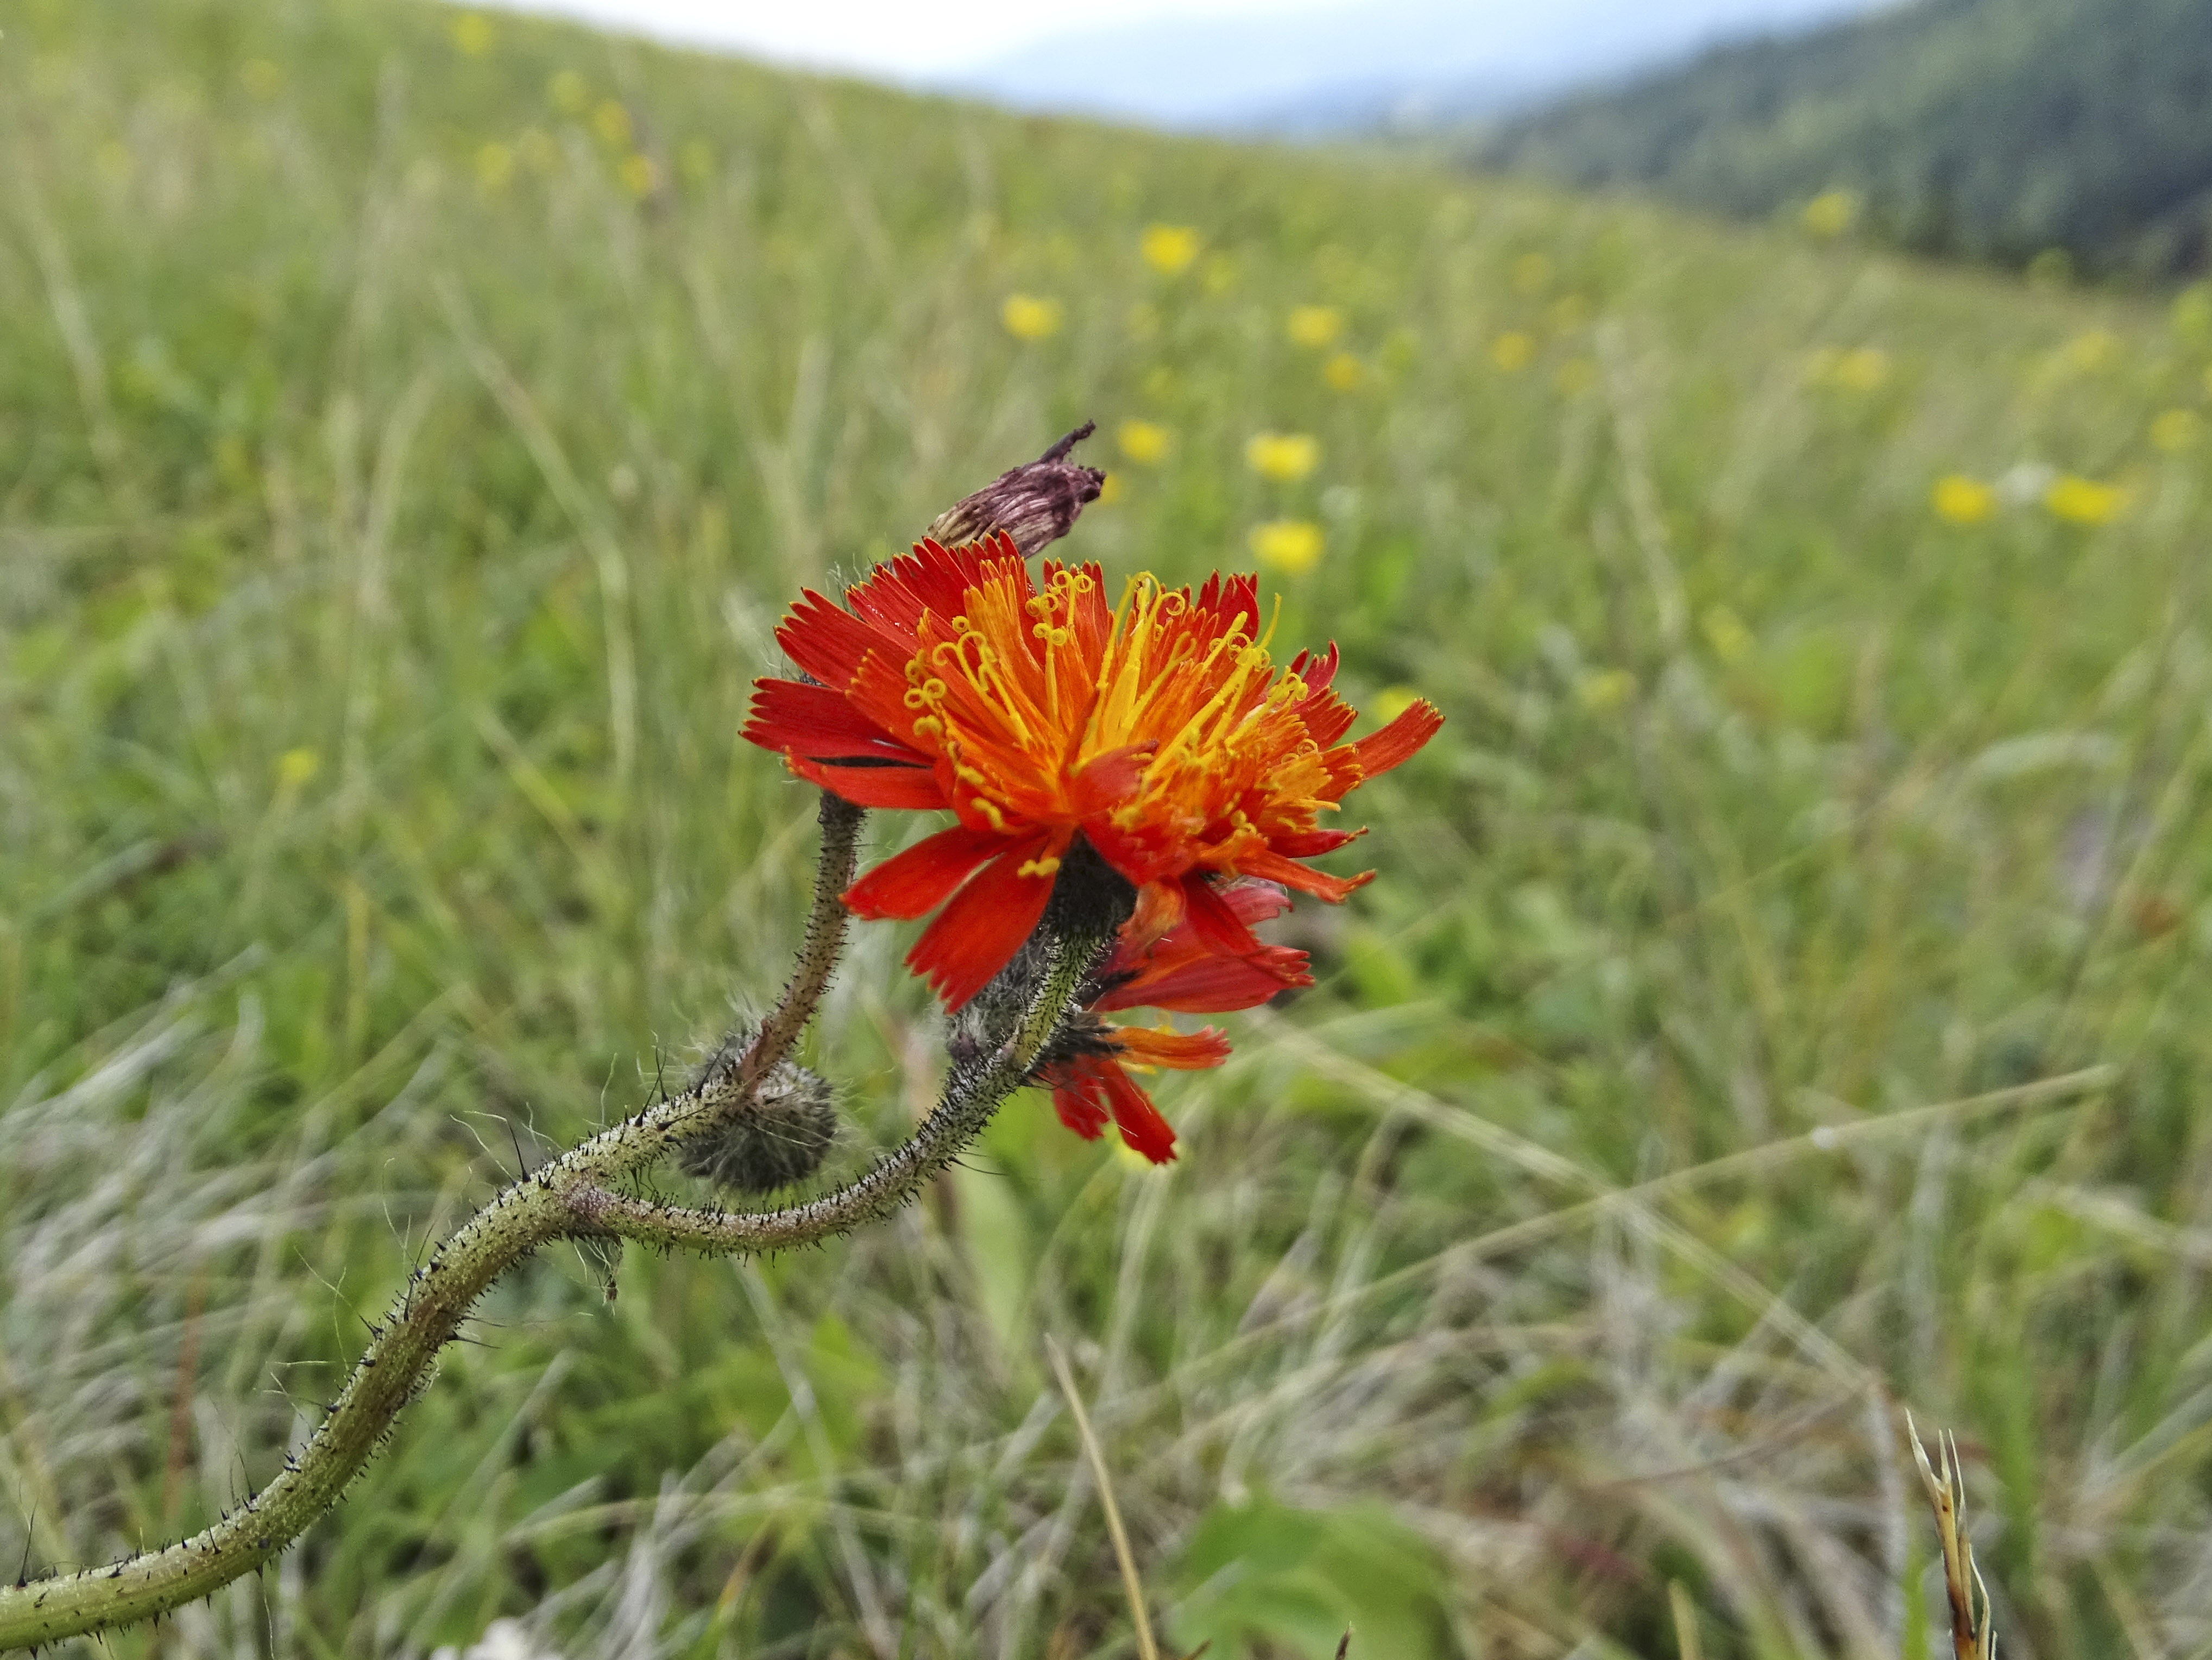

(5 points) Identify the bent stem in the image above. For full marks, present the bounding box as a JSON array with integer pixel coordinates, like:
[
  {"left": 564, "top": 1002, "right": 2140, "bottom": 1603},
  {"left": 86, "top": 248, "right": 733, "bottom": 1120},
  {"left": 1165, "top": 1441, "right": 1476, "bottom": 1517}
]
[
  {"left": 0, "top": 790, "right": 1086, "bottom": 1653},
  {"left": 569, "top": 920, "right": 1095, "bottom": 1255}
]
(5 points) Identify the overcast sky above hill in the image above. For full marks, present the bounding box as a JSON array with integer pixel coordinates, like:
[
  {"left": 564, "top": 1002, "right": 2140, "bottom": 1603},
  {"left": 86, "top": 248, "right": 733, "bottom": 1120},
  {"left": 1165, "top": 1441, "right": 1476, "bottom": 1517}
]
[
  {"left": 473, "top": 0, "right": 1304, "bottom": 77},
  {"left": 476, "top": 0, "right": 1886, "bottom": 129}
]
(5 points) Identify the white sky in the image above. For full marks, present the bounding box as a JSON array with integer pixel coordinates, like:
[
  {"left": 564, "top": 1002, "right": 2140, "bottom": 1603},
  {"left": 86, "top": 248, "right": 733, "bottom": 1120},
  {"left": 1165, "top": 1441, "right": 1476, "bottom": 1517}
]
[{"left": 475, "top": 0, "right": 1335, "bottom": 78}]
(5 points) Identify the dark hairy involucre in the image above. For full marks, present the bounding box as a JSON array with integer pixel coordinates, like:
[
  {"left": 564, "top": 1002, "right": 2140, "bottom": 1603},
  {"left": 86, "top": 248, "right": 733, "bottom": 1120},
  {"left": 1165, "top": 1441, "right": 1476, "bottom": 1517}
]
[{"left": 679, "top": 1034, "right": 838, "bottom": 1196}]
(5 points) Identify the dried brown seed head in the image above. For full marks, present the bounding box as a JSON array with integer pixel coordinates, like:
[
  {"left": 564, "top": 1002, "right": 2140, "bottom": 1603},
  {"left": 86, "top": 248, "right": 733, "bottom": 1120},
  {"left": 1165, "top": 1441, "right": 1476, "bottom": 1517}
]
[{"left": 925, "top": 423, "right": 1105, "bottom": 556}]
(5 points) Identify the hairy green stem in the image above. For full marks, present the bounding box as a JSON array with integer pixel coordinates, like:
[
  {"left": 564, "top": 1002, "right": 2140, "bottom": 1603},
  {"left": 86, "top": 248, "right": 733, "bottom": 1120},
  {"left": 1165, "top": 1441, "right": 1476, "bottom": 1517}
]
[
  {"left": 724, "top": 791, "right": 863, "bottom": 1105},
  {"left": 570, "top": 925, "right": 1094, "bottom": 1254},
  {"left": 0, "top": 790, "right": 939, "bottom": 1652}
]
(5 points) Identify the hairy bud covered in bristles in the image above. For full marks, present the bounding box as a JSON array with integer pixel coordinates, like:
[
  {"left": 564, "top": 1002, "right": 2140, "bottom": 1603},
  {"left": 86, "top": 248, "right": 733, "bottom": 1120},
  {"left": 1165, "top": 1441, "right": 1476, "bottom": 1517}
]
[
  {"left": 679, "top": 1027, "right": 837, "bottom": 1196},
  {"left": 945, "top": 837, "right": 1240, "bottom": 1166},
  {"left": 924, "top": 423, "right": 1105, "bottom": 557},
  {"left": 948, "top": 837, "right": 1136, "bottom": 1069}
]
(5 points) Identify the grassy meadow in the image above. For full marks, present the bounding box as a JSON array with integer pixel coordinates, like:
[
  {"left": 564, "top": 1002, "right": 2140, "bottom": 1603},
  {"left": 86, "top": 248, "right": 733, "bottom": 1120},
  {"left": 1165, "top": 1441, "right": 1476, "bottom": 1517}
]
[{"left": 8, "top": 1, "right": 2212, "bottom": 1655}]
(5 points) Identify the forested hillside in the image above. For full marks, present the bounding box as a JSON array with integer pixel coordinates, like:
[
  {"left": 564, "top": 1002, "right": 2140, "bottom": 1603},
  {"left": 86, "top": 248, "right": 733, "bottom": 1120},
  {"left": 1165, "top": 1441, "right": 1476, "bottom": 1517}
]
[{"left": 1482, "top": 0, "right": 2212, "bottom": 277}]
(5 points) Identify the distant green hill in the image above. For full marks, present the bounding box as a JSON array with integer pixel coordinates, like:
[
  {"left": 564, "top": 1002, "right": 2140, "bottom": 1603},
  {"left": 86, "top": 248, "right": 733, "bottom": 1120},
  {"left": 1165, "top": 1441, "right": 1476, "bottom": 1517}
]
[{"left": 1481, "top": 0, "right": 2212, "bottom": 277}]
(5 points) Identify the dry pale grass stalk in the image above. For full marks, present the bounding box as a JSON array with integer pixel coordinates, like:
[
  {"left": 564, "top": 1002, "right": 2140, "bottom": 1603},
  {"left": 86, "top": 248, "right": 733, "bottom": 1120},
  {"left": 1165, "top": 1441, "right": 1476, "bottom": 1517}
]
[
  {"left": 1668, "top": 1581, "right": 1704, "bottom": 1660},
  {"left": 1045, "top": 1334, "right": 1161, "bottom": 1660},
  {"left": 1909, "top": 1414, "right": 1997, "bottom": 1660}
]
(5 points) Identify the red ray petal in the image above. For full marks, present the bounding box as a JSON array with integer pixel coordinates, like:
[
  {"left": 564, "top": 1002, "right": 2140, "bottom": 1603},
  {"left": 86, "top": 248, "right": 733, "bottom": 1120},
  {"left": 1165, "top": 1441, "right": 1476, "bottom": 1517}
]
[
  {"left": 745, "top": 678, "right": 920, "bottom": 762},
  {"left": 786, "top": 752, "right": 951, "bottom": 810},
  {"left": 1348, "top": 700, "right": 1444, "bottom": 778},
  {"left": 1236, "top": 848, "right": 1373, "bottom": 903},
  {"left": 905, "top": 834, "right": 1059, "bottom": 1009},
  {"left": 1121, "top": 877, "right": 1188, "bottom": 949},
  {"left": 845, "top": 646, "right": 931, "bottom": 740},
  {"left": 1109, "top": 1024, "right": 1232, "bottom": 1070},
  {"left": 776, "top": 590, "right": 902, "bottom": 688},
  {"left": 1098, "top": 1060, "right": 1179, "bottom": 1164},
  {"left": 1266, "top": 828, "right": 1363, "bottom": 859},
  {"left": 1287, "top": 646, "right": 1358, "bottom": 747},
  {"left": 1219, "top": 877, "right": 1296, "bottom": 925},
  {"left": 1183, "top": 874, "right": 1265, "bottom": 958},
  {"left": 1051, "top": 1076, "right": 1110, "bottom": 1141},
  {"left": 847, "top": 534, "right": 1025, "bottom": 637},
  {"left": 1192, "top": 571, "right": 1259, "bottom": 636},
  {"left": 1070, "top": 744, "right": 1155, "bottom": 815},
  {"left": 1287, "top": 642, "right": 1339, "bottom": 691},
  {"left": 843, "top": 824, "right": 1010, "bottom": 920},
  {"left": 1296, "top": 687, "right": 1359, "bottom": 749},
  {"left": 1096, "top": 946, "right": 1310, "bottom": 1013},
  {"left": 1084, "top": 816, "right": 1173, "bottom": 891}
]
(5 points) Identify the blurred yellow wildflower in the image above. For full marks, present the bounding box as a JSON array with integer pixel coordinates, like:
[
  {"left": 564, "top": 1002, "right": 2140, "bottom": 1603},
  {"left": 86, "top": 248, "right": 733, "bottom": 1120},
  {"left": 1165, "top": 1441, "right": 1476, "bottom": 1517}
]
[
  {"left": 2045, "top": 475, "right": 2127, "bottom": 525},
  {"left": 276, "top": 748, "right": 320, "bottom": 788},
  {"left": 1249, "top": 519, "right": 1324, "bottom": 573},
  {"left": 240, "top": 59, "right": 281, "bottom": 98},
  {"left": 1117, "top": 419, "right": 1172, "bottom": 465},
  {"left": 1701, "top": 606, "right": 1753, "bottom": 664},
  {"left": 1511, "top": 253, "right": 1551, "bottom": 294},
  {"left": 1804, "top": 346, "right": 1889, "bottom": 390},
  {"left": 1287, "top": 305, "right": 1345, "bottom": 349},
  {"left": 1374, "top": 686, "right": 1423, "bottom": 722},
  {"left": 475, "top": 142, "right": 515, "bottom": 192},
  {"left": 1577, "top": 669, "right": 1636, "bottom": 713},
  {"left": 1001, "top": 294, "right": 1064, "bottom": 341},
  {"left": 1245, "top": 432, "right": 1320, "bottom": 482},
  {"left": 1490, "top": 331, "right": 1534, "bottom": 373},
  {"left": 1833, "top": 348, "right": 1890, "bottom": 391},
  {"left": 1554, "top": 359, "right": 1597, "bottom": 395},
  {"left": 593, "top": 100, "right": 633, "bottom": 146},
  {"left": 1322, "top": 351, "right": 1364, "bottom": 392},
  {"left": 1932, "top": 475, "right": 1997, "bottom": 524},
  {"left": 618, "top": 153, "right": 658, "bottom": 197},
  {"left": 1140, "top": 224, "right": 1200, "bottom": 275},
  {"left": 2150, "top": 408, "right": 2202, "bottom": 452},
  {"left": 450, "top": 12, "right": 495, "bottom": 54},
  {"left": 2062, "top": 330, "right": 2119, "bottom": 373},
  {"left": 548, "top": 71, "right": 589, "bottom": 115},
  {"left": 1801, "top": 189, "right": 1860, "bottom": 238}
]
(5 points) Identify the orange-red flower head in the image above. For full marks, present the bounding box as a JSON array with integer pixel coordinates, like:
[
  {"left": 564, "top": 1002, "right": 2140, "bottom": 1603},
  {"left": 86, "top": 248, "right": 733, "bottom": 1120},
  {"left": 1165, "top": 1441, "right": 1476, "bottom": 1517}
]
[{"left": 743, "top": 534, "right": 1440, "bottom": 1012}]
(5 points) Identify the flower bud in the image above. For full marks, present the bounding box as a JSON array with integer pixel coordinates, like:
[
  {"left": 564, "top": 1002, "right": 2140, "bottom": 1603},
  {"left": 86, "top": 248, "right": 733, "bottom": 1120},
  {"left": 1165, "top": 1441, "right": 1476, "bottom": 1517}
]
[
  {"left": 680, "top": 1035, "right": 837, "bottom": 1196},
  {"left": 924, "top": 423, "right": 1105, "bottom": 557},
  {"left": 946, "top": 835, "right": 1136, "bottom": 1070}
]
